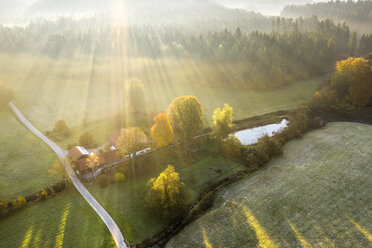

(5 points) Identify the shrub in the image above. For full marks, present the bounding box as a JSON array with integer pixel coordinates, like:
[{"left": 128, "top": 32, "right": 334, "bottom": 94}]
[
  {"left": 97, "top": 175, "right": 110, "bottom": 188},
  {"left": 39, "top": 190, "right": 48, "bottom": 200},
  {"left": 257, "top": 135, "right": 282, "bottom": 158},
  {"left": 79, "top": 132, "right": 97, "bottom": 148},
  {"left": 223, "top": 135, "right": 242, "bottom": 160},
  {"left": 53, "top": 119, "right": 70, "bottom": 137},
  {"left": 114, "top": 172, "right": 125, "bottom": 183},
  {"left": 13, "top": 196, "right": 27, "bottom": 209}
]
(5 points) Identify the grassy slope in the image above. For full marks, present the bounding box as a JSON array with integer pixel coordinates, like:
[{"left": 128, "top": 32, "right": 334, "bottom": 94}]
[
  {"left": 166, "top": 122, "right": 372, "bottom": 247},
  {"left": 0, "top": 108, "right": 59, "bottom": 200},
  {"left": 0, "top": 54, "right": 324, "bottom": 147},
  {"left": 86, "top": 156, "right": 245, "bottom": 245},
  {"left": 0, "top": 189, "right": 114, "bottom": 248}
]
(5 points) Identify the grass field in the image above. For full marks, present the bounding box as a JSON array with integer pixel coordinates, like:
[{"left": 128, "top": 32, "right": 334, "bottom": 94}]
[
  {"left": 85, "top": 155, "right": 245, "bottom": 245},
  {"left": 166, "top": 122, "right": 372, "bottom": 247},
  {"left": 0, "top": 189, "right": 114, "bottom": 248},
  {"left": 0, "top": 54, "right": 324, "bottom": 148},
  {"left": 0, "top": 108, "right": 59, "bottom": 200}
]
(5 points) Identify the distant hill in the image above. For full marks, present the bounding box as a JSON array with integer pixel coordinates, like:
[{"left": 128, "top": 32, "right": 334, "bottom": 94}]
[
  {"left": 216, "top": 0, "right": 313, "bottom": 16},
  {"left": 24, "top": 0, "right": 272, "bottom": 32},
  {"left": 281, "top": 1, "right": 372, "bottom": 33},
  {"left": 26, "top": 0, "right": 222, "bottom": 17}
]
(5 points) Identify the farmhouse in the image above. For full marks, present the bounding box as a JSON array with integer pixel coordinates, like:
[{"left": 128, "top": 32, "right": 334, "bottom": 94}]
[
  {"left": 69, "top": 146, "right": 118, "bottom": 176},
  {"left": 69, "top": 146, "right": 89, "bottom": 160}
]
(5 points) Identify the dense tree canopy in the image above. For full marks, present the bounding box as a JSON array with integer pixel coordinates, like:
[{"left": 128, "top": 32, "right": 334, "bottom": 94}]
[
  {"left": 282, "top": 1, "right": 372, "bottom": 26},
  {"left": 151, "top": 113, "right": 174, "bottom": 149},
  {"left": 213, "top": 104, "right": 234, "bottom": 138},
  {"left": 125, "top": 79, "right": 146, "bottom": 126},
  {"left": 53, "top": 119, "right": 70, "bottom": 137},
  {"left": 311, "top": 56, "right": 372, "bottom": 110},
  {"left": 79, "top": 132, "right": 96, "bottom": 148},
  {"left": 116, "top": 127, "right": 148, "bottom": 157},
  {"left": 335, "top": 57, "right": 372, "bottom": 107},
  {"left": 146, "top": 165, "right": 184, "bottom": 215},
  {"left": 168, "top": 96, "right": 204, "bottom": 142}
]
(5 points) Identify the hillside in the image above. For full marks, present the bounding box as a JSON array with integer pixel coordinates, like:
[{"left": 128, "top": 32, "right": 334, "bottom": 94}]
[
  {"left": 167, "top": 122, "right": 372, "bottom": 247},
  {"left": 281, "top": 1, "right": 372, "bottom": 33},
  {"left": 24, "top": 0, "right": 271, "bottom": 31},
  {"left": 216, "top": 0, "right": 312, "bottom": 15}
]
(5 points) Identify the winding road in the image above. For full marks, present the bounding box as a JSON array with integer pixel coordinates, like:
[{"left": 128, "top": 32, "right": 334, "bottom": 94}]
[{"left": 9, "top": 102, "right": 127, "bottom": 248}]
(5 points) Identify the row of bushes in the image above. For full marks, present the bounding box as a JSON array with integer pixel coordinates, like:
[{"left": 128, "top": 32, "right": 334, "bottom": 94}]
[
  {"left": 0, "top": 181, "right": 67, "bottom": 218},
  {"left": 241, "top": 107, "right": 324, "bottom": 168}
]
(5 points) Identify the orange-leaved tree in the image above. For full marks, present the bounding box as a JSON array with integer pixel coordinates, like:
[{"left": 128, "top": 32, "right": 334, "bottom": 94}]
[{"left": 151, "top": 113, "right": 174, "bottom": 149}]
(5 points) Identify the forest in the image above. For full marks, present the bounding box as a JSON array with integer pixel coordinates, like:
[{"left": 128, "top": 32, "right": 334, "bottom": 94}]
[
  {"left": 1, "top": 16, "right": 371, "bottom": 89},
  {"left": 282, "top": 0, "right": 372, "bottom": 32}
]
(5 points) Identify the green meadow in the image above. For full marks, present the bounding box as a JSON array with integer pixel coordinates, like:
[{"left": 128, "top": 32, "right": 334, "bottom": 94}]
[
  {"left": 1, "top": 54, "right": 324, "bottom": 148},
  {"left": 0, "top": 189, "right": 114, "bottom": 248},
  {"left": 85, "top": 155, "right": 245, "bottom": 245},
  {"left": 0, "top": 108, "right": 59, "bottom": 200},
  {"left": 167, "top": 122, "right": 372, "bottom": 247}
]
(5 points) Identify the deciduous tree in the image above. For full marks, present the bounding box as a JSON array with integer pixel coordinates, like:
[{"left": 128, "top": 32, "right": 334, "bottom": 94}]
[
  {"left": 223, "top": 135, "right": 242, "bottom": 159},
  {"left": 146, "top": 165, "right": 184, "bottom": 216},
  {"left": 79, "top": 132, "right": 96, "bottom": 148},
  {"left": 87, "top": 153, "right": 100, "bottom": 175},
  {"left": 334, "top": 57, "right": 372, "bottom": 107},
  {"left": 116, "top": 127, "right": 148, "bottom": 158},
  {"left": 53, "top": 119, "right": 70, "bottom": 137},
  {"left": 151, "top": 113, "right": 174, "bottom": 148},
  {"left": 168, "top": 96, "right": 204, "bottom": 142},
  {"left": 213, "top": 104, "right": 234, "bottom": 138}
]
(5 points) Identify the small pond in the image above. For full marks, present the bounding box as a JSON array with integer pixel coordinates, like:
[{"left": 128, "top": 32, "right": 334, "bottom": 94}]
[{"left": 230, "top": 119, "right": 289, "bottom": 145}]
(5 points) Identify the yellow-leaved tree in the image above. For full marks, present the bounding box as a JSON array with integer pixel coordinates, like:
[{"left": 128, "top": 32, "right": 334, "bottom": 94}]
[
  {"left": 213, "top": 103, "right": 234, "bottom": 138},
  {"left": 146, "top": 165, "right": 185, "bottom": 216},
  {"left": 334, "top": 57, "right": 372, "bottom": 107},
  {"left": 151, "top": 113, "right": 174, "bottom": 149},
  {"left": 116, "top": 127, "right": 148, "bottom": 158},
  {"left": 87, "top": 153, "right": 100, "bottom": 175}
]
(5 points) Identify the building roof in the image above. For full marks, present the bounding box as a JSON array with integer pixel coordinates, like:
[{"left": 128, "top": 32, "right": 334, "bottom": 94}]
[
  {"left": 75, "top": 150, "right": 118, "bottom": 174},
  {"left": 69, "top": 146, "right": 90, "bottom": 161},
  {"left": 75, "top": 158, "right": 89, "bottom": 173}
]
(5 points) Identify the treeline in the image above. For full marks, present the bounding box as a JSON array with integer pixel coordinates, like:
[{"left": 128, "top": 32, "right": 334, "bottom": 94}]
[
  {"left": 2, "top": 17, "right": 371, "bottom": 89},
  {"left": 281, "top": 0, "right": 372, "bottom": 26}
]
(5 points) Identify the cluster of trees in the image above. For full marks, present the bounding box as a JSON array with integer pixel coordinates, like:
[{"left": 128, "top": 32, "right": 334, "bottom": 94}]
[
  {"left": 0, "top": 82, "right": 14, "bottom": 109},
  {"left": 46, "top": 119, "right": 70, "bottom": 141},
  {"left": 146, "top": 165, "right": 185, "bottom": 217},
  {"left": 282, "top": 0, "right": 372, "bottom": 26},
  {"left": 115, "top": 95, "right": 204, "bottom": 159},
  {"left": 311, "top": 55, "right": 372, "bottom": 112}
]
